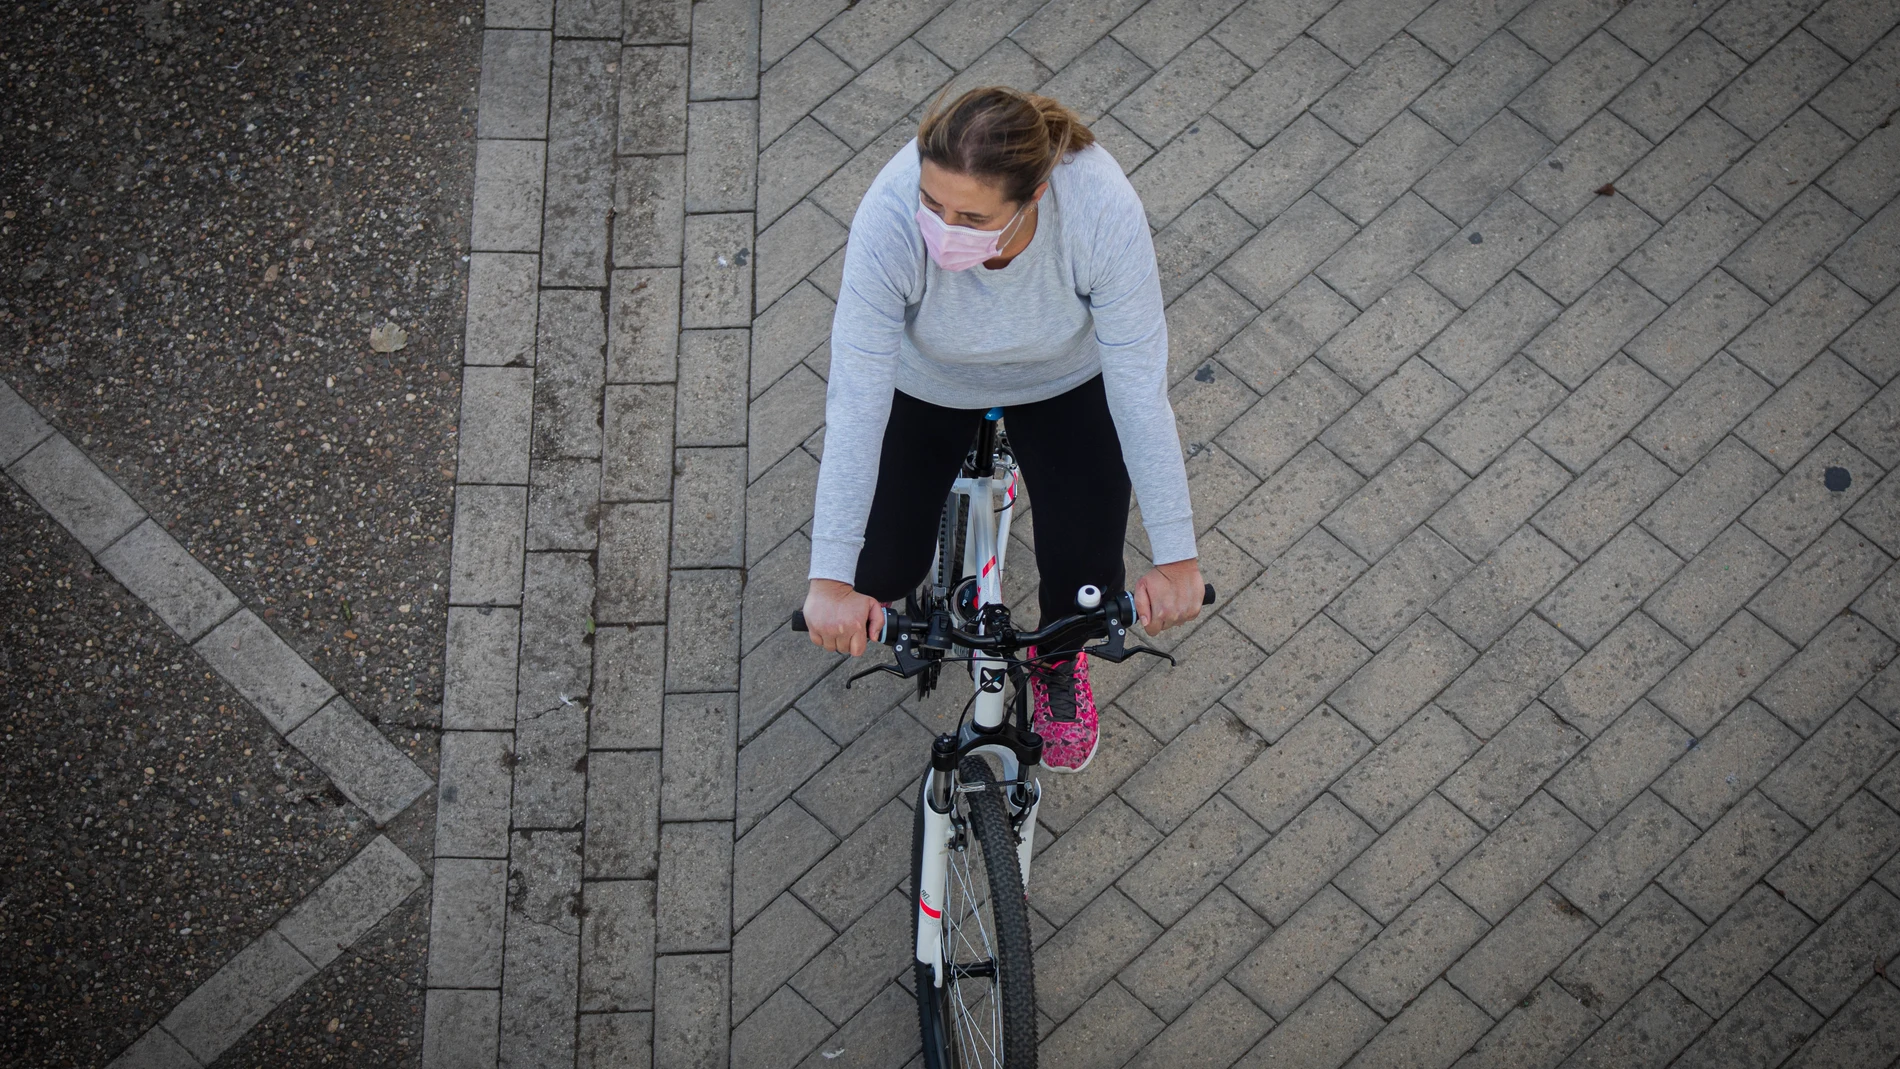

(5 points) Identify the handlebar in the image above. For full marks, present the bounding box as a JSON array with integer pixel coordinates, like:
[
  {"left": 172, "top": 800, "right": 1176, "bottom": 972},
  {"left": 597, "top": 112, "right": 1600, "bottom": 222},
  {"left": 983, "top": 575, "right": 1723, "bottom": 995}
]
[{"left": 790, "top": 584, "right": 1216, "bottom": 648}]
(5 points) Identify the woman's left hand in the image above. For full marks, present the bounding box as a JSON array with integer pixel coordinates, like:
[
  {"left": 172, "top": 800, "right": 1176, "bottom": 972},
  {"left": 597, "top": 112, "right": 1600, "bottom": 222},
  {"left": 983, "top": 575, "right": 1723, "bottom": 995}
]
[{"left": 1133, "top": 558, "right": 1204, "bottom": 634}]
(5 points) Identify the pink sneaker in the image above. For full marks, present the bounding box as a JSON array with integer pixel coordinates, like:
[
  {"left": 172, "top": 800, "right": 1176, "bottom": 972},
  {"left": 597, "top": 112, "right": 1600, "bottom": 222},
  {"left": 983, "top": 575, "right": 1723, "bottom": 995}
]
[{"left": 1027, "top": 646, "right": 1099, "bottom": 773}]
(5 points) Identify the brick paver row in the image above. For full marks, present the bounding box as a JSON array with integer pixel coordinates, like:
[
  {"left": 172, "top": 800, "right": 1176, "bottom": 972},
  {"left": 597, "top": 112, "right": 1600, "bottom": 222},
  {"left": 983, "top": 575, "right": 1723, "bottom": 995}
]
[{"left": 438, "top": 0, "right": 1900, "bottom": 1064}]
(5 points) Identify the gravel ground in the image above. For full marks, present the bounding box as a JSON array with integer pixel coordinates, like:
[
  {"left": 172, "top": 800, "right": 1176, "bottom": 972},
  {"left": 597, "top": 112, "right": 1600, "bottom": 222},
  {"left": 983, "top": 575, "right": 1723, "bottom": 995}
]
[
  {"left": 0, "top": 480, "right": 378, "bottom": 1067},
  {"left": 1, "top": 1, "right": 478, "bottom": 1064},
  {"left": 0, "top": 0, "right": 479, "bottom": 739}
]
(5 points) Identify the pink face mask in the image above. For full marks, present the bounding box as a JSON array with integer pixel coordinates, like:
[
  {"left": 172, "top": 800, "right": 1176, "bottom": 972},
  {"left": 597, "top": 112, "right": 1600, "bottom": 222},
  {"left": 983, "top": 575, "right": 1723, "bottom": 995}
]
[{"left": 916, "top": 198, "right": 1031, "bottom": 272}]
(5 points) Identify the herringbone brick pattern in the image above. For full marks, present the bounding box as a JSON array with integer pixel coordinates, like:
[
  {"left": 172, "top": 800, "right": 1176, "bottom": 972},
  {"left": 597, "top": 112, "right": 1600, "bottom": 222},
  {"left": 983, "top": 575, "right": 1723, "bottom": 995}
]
[{"left": 731, "top": 0, "right": 1900, "bottom": 1065}]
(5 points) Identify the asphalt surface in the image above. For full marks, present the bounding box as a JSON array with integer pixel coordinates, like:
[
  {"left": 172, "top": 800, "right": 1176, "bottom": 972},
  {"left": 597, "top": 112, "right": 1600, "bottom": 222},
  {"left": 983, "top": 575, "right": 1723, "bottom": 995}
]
[{"left": 1, "top": 1, "right": 481, "bottom": 1064}]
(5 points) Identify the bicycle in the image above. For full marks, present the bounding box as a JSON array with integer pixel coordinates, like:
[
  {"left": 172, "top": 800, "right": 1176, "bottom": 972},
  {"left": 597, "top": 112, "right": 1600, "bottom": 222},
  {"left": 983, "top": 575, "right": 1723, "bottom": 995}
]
[{"left": 794, "top": 407, "right": 1214, "bottom": 1068}]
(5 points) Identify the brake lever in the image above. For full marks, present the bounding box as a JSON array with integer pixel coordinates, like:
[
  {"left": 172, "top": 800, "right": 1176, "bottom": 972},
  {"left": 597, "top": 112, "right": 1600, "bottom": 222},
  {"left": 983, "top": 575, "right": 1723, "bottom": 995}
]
[
  {"left": 1082, "top": 640, "right": 1177, "bottom": 665},
  {"left": 845, "top": 621, "right": 936, "bottom": 687}
]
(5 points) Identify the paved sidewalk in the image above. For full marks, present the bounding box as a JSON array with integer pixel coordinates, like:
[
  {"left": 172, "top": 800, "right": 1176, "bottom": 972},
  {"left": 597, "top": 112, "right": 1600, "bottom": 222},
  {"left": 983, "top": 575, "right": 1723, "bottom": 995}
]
[{"left": 439, "top": 0, "right": 1900, "bottom": 1065}]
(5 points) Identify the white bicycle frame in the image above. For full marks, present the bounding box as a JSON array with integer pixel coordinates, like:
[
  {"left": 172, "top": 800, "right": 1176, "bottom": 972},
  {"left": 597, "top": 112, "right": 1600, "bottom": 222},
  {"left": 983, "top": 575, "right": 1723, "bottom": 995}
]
[{"left": 914, "top": 449, "right": 1044, "bottom": 988}]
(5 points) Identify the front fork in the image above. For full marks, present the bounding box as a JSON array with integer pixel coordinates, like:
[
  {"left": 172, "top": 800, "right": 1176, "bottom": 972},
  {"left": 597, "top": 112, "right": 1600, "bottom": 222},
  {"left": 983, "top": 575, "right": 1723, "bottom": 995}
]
[{"left": 914, "top": 760, "right": 1042, "bottom": 988}]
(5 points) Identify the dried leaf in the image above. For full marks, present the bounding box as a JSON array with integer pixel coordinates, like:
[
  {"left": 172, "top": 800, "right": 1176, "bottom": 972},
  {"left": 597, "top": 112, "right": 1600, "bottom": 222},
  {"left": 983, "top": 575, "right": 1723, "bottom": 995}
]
[
  {"left": 1595, "top": 183, "right": 1616, "bottom": 196},
  {"left": 369, "top": 322, "right": 409, "bottom": 352}
]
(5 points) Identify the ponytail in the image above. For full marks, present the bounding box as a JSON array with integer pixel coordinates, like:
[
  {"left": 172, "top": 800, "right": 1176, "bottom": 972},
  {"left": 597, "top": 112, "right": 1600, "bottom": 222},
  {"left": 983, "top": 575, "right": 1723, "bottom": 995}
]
[{"left": 917, "top": 87, "right": 1097, "bottom": 204}]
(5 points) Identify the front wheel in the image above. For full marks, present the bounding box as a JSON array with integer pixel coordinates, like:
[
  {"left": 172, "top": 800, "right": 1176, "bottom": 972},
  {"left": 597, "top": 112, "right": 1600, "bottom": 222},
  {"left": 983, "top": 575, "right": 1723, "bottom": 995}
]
[{"left": 913, "top": 756, "right": 1038, "bottom": 1068}]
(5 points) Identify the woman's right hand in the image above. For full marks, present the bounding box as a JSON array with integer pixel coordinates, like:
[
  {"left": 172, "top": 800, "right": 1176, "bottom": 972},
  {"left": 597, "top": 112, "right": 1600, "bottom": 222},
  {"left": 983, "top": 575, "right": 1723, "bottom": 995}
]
[{"left": 803, "top": 579, "right": 885, "bottom": 657}]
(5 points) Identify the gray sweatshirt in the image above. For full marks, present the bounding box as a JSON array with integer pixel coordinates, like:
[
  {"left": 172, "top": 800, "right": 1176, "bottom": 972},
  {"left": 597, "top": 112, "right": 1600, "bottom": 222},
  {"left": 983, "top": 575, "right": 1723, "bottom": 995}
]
[{"left": 808, "top": 139, "right": 1196, "bottom": 584}]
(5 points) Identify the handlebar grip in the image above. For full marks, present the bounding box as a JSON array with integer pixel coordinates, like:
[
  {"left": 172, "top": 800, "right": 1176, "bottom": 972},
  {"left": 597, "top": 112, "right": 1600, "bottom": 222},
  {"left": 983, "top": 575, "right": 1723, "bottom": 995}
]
[
  {"left": 1203, "top": 584, "right": 1217, "bottom": 606},
  {"left": 791, "top": 610, "right": 808, "bottom": 632}
]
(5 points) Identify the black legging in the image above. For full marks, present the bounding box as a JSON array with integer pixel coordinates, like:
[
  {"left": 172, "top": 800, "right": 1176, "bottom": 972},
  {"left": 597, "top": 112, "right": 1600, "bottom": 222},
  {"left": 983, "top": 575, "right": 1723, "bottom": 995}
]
[{"left": 853, "top": 375, "right": 1132, "bottom": 633}]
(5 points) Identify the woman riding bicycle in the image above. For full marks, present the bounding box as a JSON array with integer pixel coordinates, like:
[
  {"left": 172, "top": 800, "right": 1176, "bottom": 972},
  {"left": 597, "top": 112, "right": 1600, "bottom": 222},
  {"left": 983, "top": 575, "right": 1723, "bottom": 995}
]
[{"left": 800, "top": 86, "right": 1203, "bottom": 773}]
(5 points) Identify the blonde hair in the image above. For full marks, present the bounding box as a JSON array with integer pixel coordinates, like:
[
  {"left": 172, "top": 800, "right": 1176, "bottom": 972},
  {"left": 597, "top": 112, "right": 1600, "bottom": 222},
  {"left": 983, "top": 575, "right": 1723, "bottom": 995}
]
[{"left": 917, "top": 87, "right": 1097, "bottom": 205}]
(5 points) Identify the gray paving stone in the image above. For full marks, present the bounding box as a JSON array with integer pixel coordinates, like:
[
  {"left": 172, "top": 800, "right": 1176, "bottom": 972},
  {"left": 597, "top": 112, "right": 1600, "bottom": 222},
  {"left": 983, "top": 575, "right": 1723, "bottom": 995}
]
[
  {"left": 793, "top": 705, "right": 932, "bottom": 834},
  {"left": 1336, "top": 793, "right": 1487, "bottom": 923},
  {"left": 1809, "top": 0, "right": 1900, "bottom": 58},
  {"left": 1333, "top": 704, "right": 1481, "bottom": 831},
  {"left": 1548, "top": 699, "right": 1693, "bottom": 825},
  {"left": 1670, "top": 976, "right": 1820, "bottom": 1069},
  {"left": 1314, "top": 112, "right": 1456, "bottom": 227},
  {"left": 1120, "top": 887, "right": 1271, "bottom": 1021},
  {"left": 1337, "top": 886, "right": 1491, "bottom": 1016},
  {"left": 1434, "top": 526, "right": 1575, "bottom": 648},
  {"left": 95, "top": 518, "right": 240, "bottom": 644},
  {"left": 161, "top": 929, "right": 317, "bottom": 1063},
  {"left": 619, "top": 46, "right": 688, "bottom": 154},
  {"left": 580, "top": 880, "right": 656, "bottom": 1013},
  {"left": 758, "top": 39, "right": 854, "bottom": 148},
  {"left": 428, "top": 857, "right": 507, "bottom": 987},
  {"left": 606, "top": 270, "right": 681, "bottom": 385},
  {"left": 1648, "top": 611, "right": 1794, "bottom": 734},
  {"left": 586, "top": 750, "right": 660, "bottom": 879},
  {"left": 732, "top": 800, "right": 835, "bottom": 930},
  {"left": 190, "top": 609, "right": 336, "bottom": 735},
  {"left": 1212, "top": 277, "right": 1349, "bottom": 394},
  {"left": 1117, "top": 704, "right": 1266, "bottom": 832},
  {"left": 425, "top": 990, "right": 503, "bottom": 1066},
  {"left": 110, "top": 1026, "right": 199, "bottom": 1069},
  {"left": 1731, "top": 270, "right": 1873, "bottom": 388},
  {"left": 1216, "top": 359, "right": 1358, "bottom": 478},
  {"left": 596, "top": 504, "right": 670, "bottom": 627},
  {"left": 680, "top": 213, "right": 754, "bottom": 328},
  {"left": 1513, "top": 30, "right": 1650, "bottom": 142},
  {"left": 1010, "top": 0, "right": 1147, "bottom": 70},
  {"left": 1703, "top": 0, "right": 1821, "bottom": 60},
  {"left": 1852, "top": 473, "right": 1900, "bottom": 563},
  {"left": 1778, "top": 879, "right": 1900, "bottom": 1014},
  {"left": 1317, "top": 279, "right": 1462, "bottom": 396},
  {"left": 1437, "top": 614, "right": 1583, "bottom": 738},
  {"left": 1667, "top": 884, "right": 1815, "bottom": 1017},
  {"left": 459, "top": 365, "right": 536, "bottom": 485},
  {"left": 1844, "top": 380, "right": 1900, "bottom": 474},
  {"left": 1603, "top": 0, "right": 1714, "bottom": 59},
  {"left": 1518, "top": 193, "right": 1660, "bottom": 304},
  {"left": 791, "top": 798, "right": 909, "bottom": 931},
  {"left": 1783, "top": 973, "right": 1900, "bottom": 1068},
  {"left": 1637, "top": 439, "right": 1778, "bottom": 560},
  {"left": 688, "top": 0, "right": 758, "bottom": 99},
  {"left": 1426, "top": 356, "right": 1569, "bottom": 477},
  {"left": 1623, "top": 271, "right": 1763, "bottom": 389},
  {"left": 1034, "top": 36, "right": 1152, "bottom": 126},
  {"left": 1226, "top": 794, "right": 1377, "bottom": 925},
  {"left": 1619, "top": 122, "right": 1752, "bottom": 243},
  {"left": 658, "top": 692, "right": 737, "bottom": 822},
  {"left": 577, "top": 1013, "right": 653, "bottom": 1069},
  {"left": 1658, "top": 790, "right": 1807, "bottom": 921},
  {"left": 1452, "top": 978, "right": 1597, "bottom": 1069},
  {"left": 288, "top": 698, "right": 433, "bottom": 825},
  {"left": 1209, "top": 36, "right": 1350, "bottom": 148},
  {"left": 1223, "top": 705, "right": 1373, "bottom": 832},
  {"left": 1428, "top": 438, "right": 1572, "bottom": 562},
  {"left": 1165, "top": 276, "right": 1258, "bottom": 385},
  {"left": 449, "top": 483, "right": 529, "bottom": 610},
  {"left": 1420, "top": 193, "right": 1559, "bottom": 310},
  {"left": 1228, "top": 884, "right": 1379, "bottom": 1018},
  {"left": 1520, "top": 279, "right": 1661, "bottom": 400},
  {"left": 1554, "top": 883, "right": 1704, "bottom": 1016},
  {"left": 1119, "top": 795, "right": 1269, "bottom": 925},
  {"left": 1229, "top": 982, "right": 1380, "bottom": 1068},
  {"left": 436, "top": 731, "right": 515, "bottom": 859},
  {"left": 10, "top": 434, "right": 146, "bottom": 555},
  {"left": 1207, "top": 0, "right": 1334, "bottom": 65},
  {"left": 1040, "top": 980, "right": 1165, "bottom": 1066},
  {"left": 1514, "top": 114, "right": 1650, "bottom": 226},
  {"left": 1443, "top": 701, "right": 1590, "bottom": 827},
  {"left": 1128, "top": 118, "right": 1254, "bottom": 230},
  {"left": 1416, "top": 111, "right": 1555, "bottom": 227},
  {"left": 542, "top": 40, "right": 617, "bottom": 287},
  {"left": 1091, "top": 114, "right": 1159, "bottom": 173},
  {"left": 1764, "top": 699, "right": 1900, "bottom": 823},
  {"left": 1319, "top": 194, "right": 1459, "bottom": 309},
  {"left": 1509, "top": 0, "right": 1619, "bottom": 61},
  {"left": 1726, "top": 188, "right": 1864, "bottom": 303},
  {"left": 656, "top": 822, "right": 733, "bottom": 953},
  {"left": 526, "top": 458, "right": 602, "bottom": 553},
  {"left": 1112, "top": 37, "right": 1251, "bottom": 146},
  {"left": 730, "top": 987, "right": 829, "bottom": 1069},
  {"left": 653, "top": 954, "right": 728, "bottom": 1069},
  {"left": 1324, "top": 443, "right": 1469, "bottom": 561},
  {"left": 1742, "top": 357, "right": 1879, "bottom": 481},
  {"left": 1836, "top": 291, "right": 1900, "bottom": 391},
  {"left": 1448, "top": 885, "right": 1598, "bottom": 1017},
  {"left": 1629, "top": 355, "right": 1771, "bottom": 475},
  {"left": 784, "top": 888, "right": 903, "bottom": 1024},
  {"left": 1750, "top": 522, "right": 1893, "bottom": 646},
  {"left": 533, "top": 294, "right": 608, "bottom": 463},
  {"left": 1326, "top": 526, "right": 1472, "bottom": 650},
  {"left": 1820, "top": 121, "right": 1900, "bottom": 220},
  {"left": 613, "top": 154, "right": 686, "bottom": 268},
  {"left": 1124, "top": 980, "right": 1271, "bottom": 1069},
  {"left": 465, "top": 253, "right": 541, "bottom": 369},
  {"left": 1552, "top": 790, "right": 1701, "bottom": 923},
  {"left": 1712, "top": 28, "right": 1847, "bottom": 140},
  {"left": 1654, "top": 700, "right": 1803, "bottom": 827},
  {"left": 754, "top": 202, "right": 845, "bottom": 311},
  {"left": 1155, "top": 195, "right": 1257, "bottom": 303},
  {"left": 1035, "top": 887, "right": 1163, "bottom": 1022},
  {"left": 1742, "top": 436, "right": 1880, "bottom": 559},
  {"left": 684, "top": 100, "right": 757, "bottom": 218},
  {"left": 1538, "top": 526, "right": 1681, "bottom": 649},
  {"left": 500, "top": 831, "right": 583, "bottom": 1069},
  {"left": 1770, "top": 789, "right": 1900, "bottom": 923},
  {"left": 731, "top": 893, "right": 832, "bottom": 1021},
  {"left": 671, "top": 448, "right": 744, "bottom": 569},
  {"left": 665, "top": 568, "right": 742, "bottom": 691},
  {"left": 472, "top": 138, "right": 547, "bottom": 253},
  {"left": 817, "top": 0, "right": 948, "bottom": 70},
  {"left": 1217, "top": 193, "right": 1359, "bottom": 308},
  {"left": 1559, "top": 980, "right": 1710, "bottom": 1068},
  {"left": 1720, "top": 109, "right": 1857, "bottom": 222},
  {"left": 757, "top": 122, "right": 851, "bottom": 228},
  {"left": 477, "top": 30, "right": 552, "bottom": 140},
  {"left": 276, "top": 834, "right": 423, "bottom": 970},
  {"left": 1828, "top": 200, "right": 1900, "bottom": 305},
  {"left": 1611, "top": 31, "right": 1747, "bottom": 144},
  {"left": 1321, "top": 359, "right": 1467, "bottom": 477},
  {"left": 1626, "top": 189, "right": 1761, "bottom": 303},
  {"left": 1415, "top": 30, "right": 1551, "bottom": 142},
  {"left": 1311, "top": 33, "right": 1450, "bottom": 144},
  {"left": 1446, "top": 791, "right": 1593, "bottom": 922}
]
